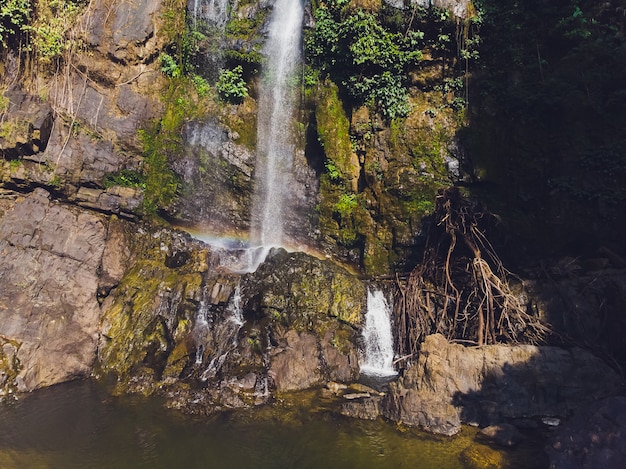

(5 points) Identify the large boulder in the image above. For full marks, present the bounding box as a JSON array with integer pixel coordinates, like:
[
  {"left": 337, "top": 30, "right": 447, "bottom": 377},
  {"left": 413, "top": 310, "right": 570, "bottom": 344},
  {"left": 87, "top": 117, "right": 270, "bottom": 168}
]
[
  {"left": 242, "top": 249, "right": 365, "bottom": 392},
  {"left": 380, "top": 334, "right": 622, "bottom": 435}
]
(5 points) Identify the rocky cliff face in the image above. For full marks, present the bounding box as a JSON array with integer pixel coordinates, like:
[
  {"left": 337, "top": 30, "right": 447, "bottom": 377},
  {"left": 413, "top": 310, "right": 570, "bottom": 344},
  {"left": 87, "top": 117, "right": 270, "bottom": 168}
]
[
  {"left": 1, "top": 2, "right": 625, "bottom": 468},
  {"left": 0, "top": 189, "right": 107, "bottom": 393}
]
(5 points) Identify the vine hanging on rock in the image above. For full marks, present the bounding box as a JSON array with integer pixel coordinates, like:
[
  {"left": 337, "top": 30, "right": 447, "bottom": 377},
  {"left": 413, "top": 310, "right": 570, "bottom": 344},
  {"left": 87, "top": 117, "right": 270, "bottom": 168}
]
[{"left": 395, "top": 187, "right": 550, "bottom": 358}]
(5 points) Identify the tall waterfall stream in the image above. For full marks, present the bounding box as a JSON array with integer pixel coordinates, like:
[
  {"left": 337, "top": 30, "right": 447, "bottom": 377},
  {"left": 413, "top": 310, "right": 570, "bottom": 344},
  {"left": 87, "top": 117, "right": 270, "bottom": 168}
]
[{"left": 241, "top": 0, "right": 305, "bottom": 272}]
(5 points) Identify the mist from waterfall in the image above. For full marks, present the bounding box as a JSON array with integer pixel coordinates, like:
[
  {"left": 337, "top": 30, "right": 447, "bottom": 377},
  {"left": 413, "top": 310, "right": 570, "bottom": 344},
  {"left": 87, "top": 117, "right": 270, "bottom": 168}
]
[
  {"left": 360, "top": 289, "right": 397, "bottom": 377},
  {"left": 244, "top": 0, "right": 304, "bottom": 271}
]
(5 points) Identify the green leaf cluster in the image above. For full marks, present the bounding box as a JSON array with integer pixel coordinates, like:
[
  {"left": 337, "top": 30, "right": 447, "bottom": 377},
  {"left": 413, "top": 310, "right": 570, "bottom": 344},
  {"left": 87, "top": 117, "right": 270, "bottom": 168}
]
[
  {"left": 333, "top": 193, "right": 358, "bottom": 218},
  {"left": 0, "top": 0, "right": 31, "bottom": 48},
  {"left": 103, "top": 169, "right": 146, "bottom": 190},
  {"left": 160, "top": 53, "right": 181, "bottom": 78},
  {"left": 306, "top": 3, "right": 424, "bottom": 120},
  {"left": 216, "top": 65, "right": 248, "bottom": 103},
  {"left": 28, "top": 0, "right": 87, "bottom": 64}
]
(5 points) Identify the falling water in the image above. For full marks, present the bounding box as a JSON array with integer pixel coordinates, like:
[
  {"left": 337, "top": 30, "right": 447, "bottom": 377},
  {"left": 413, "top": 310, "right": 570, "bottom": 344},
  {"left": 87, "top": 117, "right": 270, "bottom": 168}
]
[
  {"left": 360, "top": 289, "right": 397, "bottom": 377},
  {"left": 244, "top": 0, "right": 304, "bottom": 271},
  {"left": 193, "top": 286, "right": 245, "bottom": 381},
  {"left": 190, "top": 0, "right": 229, "bottom": 29}
]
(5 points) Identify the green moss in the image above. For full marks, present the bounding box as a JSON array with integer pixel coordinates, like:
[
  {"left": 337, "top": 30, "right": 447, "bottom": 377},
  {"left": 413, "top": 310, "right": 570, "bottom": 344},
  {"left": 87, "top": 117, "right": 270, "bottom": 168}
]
[
  {"left": 316, "top": 80, "right": 357, "bottom": 184},
  {"left": 139, "top": 78, "right": 209, "bottom": 214},
  {"left": 103, "top": 169, "right": 145, "bottom": 189},
  {"left": 257, "top": 252, "right": 365, "bottom": 330},
  {"left": 0, "top": 338, "right": 21, "bottom": 397},
  {"left": 97, "top": 228, "right": 208, "bottom": 392},
  {"left": 160, "top": 0, "right": 187, "bottom": 47},
  {"left": 222, "top": 96, "right": 258, "bottom": 149}
]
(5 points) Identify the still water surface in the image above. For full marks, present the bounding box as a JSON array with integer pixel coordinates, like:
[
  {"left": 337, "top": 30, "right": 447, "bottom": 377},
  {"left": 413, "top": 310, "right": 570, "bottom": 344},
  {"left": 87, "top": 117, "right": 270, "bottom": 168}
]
[{"left": 0, "top": 380, "right": 547, "bottom": 469}]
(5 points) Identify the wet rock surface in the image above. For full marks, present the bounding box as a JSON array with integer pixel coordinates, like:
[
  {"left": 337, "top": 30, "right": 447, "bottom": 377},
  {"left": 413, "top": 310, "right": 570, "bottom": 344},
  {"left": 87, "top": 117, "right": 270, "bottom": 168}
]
[
  {"left": 171, "top": 120, "right": 255, "bottom": 231},
  {"left": 97, "top": 244, "right": 364, "bottom": 410}
]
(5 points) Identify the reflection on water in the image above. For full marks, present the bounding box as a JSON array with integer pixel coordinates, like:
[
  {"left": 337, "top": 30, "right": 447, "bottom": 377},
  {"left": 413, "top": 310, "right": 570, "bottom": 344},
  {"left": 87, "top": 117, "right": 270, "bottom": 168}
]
[{"left": 0, "top": 380, "right": 547, "bottom": 469}]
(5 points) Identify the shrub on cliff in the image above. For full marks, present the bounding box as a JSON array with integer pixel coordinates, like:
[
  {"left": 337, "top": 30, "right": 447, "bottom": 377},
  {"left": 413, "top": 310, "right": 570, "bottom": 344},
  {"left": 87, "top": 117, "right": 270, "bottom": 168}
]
[
  {"left": 0, "top": 0, "right": 31, "bottom": 49},
  {"left": 216, "top": 65, "right": 248, "bottom": 104}
]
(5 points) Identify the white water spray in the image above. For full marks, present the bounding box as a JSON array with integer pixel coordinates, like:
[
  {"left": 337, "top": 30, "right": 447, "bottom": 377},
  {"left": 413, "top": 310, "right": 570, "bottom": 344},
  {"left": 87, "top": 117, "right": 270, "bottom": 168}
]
[
  {"left": 360, "top": 289, "right": 397, "bottom": 377},
  {"left": 190, "top": 0, "right": 229, "bottom": 28},
  {"left": 194, "top": 286, "right": 245, "bottom": 381},
  {"left": 244, "top": 0, "right": 304, "bottom": 271}
]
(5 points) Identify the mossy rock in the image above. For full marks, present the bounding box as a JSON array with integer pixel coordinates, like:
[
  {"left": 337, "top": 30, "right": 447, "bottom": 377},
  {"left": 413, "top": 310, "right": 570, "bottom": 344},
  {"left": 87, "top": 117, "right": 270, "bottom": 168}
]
[
  {"left": 243, "top": 249, "right": 366, "bottom": 328},
  {"left": 316, "top": 79, "right": 360, "bottom": 192},
  {"left": 97, "top": 226, "right": 210, "bottom": 392},
  {"left": 0, "top": 338, "right": 21, "bottom": 397}
]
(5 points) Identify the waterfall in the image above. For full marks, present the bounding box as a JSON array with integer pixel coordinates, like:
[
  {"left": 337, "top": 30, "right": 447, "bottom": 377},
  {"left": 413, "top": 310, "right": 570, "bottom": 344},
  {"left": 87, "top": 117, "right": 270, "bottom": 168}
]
[
  {"left": 193, "top": 286, "right": 245, "bottom": 381},
  {"left": 182, "top": 0, "right": 311, "bottom": 273},
  {"left": 190, "top": 0, "right": 229, "bottom": 29},
  {"left": 360, "top": 289, "right": 397, "bottom": 377},
  {"left": 244, "top": 0, "right": 304, "bottom": 271}
]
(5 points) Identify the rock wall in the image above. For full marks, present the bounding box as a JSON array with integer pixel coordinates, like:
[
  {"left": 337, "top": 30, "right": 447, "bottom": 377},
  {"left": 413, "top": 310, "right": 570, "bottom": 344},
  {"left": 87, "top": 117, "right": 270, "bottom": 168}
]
[
  {"left": 0, "top": 8, "right": 624, "bottom": 469},
  {"left": 0, "top": 189, "right": 107, "bottom": 393},
  {"left": 97, "top": 245, "right": 364, "bottom": 410}
]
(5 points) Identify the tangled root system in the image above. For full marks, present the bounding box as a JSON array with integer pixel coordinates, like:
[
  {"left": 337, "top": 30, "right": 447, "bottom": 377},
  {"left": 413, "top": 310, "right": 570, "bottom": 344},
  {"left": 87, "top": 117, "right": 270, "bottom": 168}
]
[{"left": 395, "top": 187, "right": 550, "bottom": 358}]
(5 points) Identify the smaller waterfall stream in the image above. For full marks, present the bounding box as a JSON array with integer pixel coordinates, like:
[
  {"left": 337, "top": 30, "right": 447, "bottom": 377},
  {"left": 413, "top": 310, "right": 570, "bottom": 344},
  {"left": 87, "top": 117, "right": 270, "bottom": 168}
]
[
  {"left": 193, "top": 285, "right": 245, "bottom": 382},
  {"left": 360, "top": 289, "right": 397, "bottom": 377}
]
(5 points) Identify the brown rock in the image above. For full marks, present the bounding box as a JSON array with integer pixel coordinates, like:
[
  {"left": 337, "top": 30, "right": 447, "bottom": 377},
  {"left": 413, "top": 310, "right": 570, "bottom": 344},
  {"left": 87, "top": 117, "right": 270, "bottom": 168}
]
[
  {"left": 381, "top": 334, "right": 622, "bottom": 435},
  {"left": 269, "top": 330, "right": 321, "bottom": 392},
  {"left": 0, "top": 189, "right": 107, "bottom": 393}
]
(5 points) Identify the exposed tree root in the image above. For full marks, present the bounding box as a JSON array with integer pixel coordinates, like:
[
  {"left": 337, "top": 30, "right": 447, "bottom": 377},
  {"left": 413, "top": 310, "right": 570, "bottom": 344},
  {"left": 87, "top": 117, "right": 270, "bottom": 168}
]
[{"left": 395, "top": 187, "right": 550, "bottom": 358}]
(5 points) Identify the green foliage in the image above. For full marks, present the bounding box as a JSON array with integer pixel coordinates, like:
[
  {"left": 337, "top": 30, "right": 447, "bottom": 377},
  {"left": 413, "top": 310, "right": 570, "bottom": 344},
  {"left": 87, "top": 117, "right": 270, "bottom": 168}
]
[
  {"left": 160, "top": 53, "right": 182, "bottom": 78},
  {"left": 306, "top": 4, "right": 425, "bottom": 120},
  {"left": 103, "top": 169, "right": 146, "bottom": 190},
  {"left": 191, "top": 73, "right": 210, "bottom": 97},
  {"left": 222, "top": 8, "right": 268, "bottom": 76},
  {"left": 224, "top": 48, "right": 263, "bottom": 69},
  {"left": 0, "top": 0, "right": 31, "bottom": 48},
  {"left": 0, "top": 93, "right": 8, "bottom": 113},
  {"left": 333, "top": 193, "right": 358, "bottom": 218},
  {"left": 28, "top": 0, "right": 86, "bottom": 64},
  {"left": 159, "top": 3, "right": 210, "bottom": 83},
  {"left": 325, "top": 161, "right": 341, "bottom": 181},
  {"left": 216, "top": 66, "right": 248, "bottom": 103},
  {"left": 9, "top": 158, "right": 23, "bottom": 169},
  {"left": 137, "top": 80, "right": 197, "bottom": 214}
]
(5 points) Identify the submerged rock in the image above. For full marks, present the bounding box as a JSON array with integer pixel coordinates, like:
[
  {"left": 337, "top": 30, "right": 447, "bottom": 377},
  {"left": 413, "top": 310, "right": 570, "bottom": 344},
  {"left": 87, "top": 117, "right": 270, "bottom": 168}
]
[{"left": 478, "top": 424, "right": 525, "bottom": 447}]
